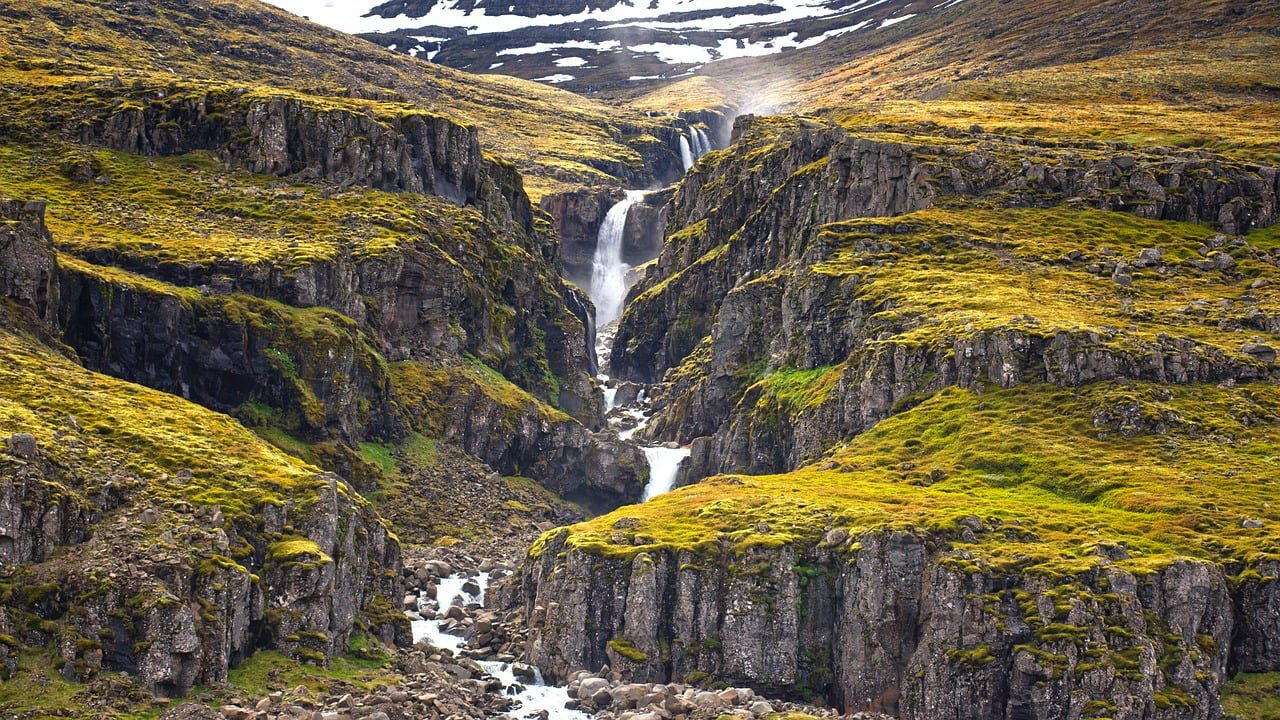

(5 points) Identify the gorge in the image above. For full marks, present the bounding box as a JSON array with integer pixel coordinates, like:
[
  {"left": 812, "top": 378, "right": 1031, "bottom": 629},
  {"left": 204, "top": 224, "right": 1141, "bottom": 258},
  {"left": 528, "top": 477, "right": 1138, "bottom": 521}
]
[{"left": 2, "top": 0, "right": 1280, "bottom": 719}]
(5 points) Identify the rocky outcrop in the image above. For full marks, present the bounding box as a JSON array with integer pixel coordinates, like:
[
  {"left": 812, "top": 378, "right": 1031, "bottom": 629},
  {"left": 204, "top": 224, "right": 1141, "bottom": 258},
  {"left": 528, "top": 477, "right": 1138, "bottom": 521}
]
[
  {"left": 59, "top": 266, "right": 402, "bottom": 449},
  {"left": 524, "top": 530, "right": 1260, "bottom": 719},
  {"left": 88, "top": 91, "right": 481, "bottom": 206},
  {"left": 0, "top": 326, "right": 404, "bottom": 696},
  {"left": 611, "top": 117, "right": 1280, "bottom": 480},
  {"left": 615, "top": 116, "right": 1280, "bottom": 384},
  {"left": 393, "top": 364, "right": 647, "bottom": 512},
  {"left": 0, "top": 200, "right": 59, "bottom": 328}
]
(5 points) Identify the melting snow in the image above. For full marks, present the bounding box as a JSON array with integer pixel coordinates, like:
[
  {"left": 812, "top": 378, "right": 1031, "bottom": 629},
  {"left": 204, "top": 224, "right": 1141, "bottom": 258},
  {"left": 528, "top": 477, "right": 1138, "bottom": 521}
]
[
  {"left": 879, "top": 13, "right": 916, "bottom": 27},
  {"left": 554, "top": 56, "right": 590, "bottom": 67},
  {"left": 534, "top": 73, "right": 576, "bottom": 83},
  {"left": 498, "top": 40, "right": 622, "bottom": 56}
]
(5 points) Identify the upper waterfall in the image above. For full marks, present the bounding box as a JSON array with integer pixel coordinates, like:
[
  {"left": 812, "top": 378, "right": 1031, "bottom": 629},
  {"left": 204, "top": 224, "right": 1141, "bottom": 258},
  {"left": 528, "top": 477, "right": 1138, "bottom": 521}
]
[
  {"left": 588, "top": 190, "right": 646, "bottom": 329},
  {"left": 679, "top": 135, "right": 694, "bottom": 171}
]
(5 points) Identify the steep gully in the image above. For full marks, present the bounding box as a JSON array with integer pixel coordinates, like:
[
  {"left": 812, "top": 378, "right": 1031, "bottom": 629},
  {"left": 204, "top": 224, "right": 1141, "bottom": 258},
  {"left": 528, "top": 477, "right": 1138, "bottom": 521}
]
[{"left": 400, "top": 128, "right": 718, "bottom": 720}]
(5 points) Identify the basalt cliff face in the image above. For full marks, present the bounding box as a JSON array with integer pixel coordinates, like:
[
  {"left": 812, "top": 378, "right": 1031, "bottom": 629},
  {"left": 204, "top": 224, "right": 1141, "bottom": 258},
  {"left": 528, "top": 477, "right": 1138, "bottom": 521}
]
[
  {"left": 526, "top": 528, "right": 1280, "bottom": 719},
  {"left": 0, "top": 201, "right": 404, "bottom": 695},
  {"left": 524, "top": 110, "right": 1280, "bottom": 719},
  {"left": 614, "top": 116, "right": 1280, "bottom": 476}
]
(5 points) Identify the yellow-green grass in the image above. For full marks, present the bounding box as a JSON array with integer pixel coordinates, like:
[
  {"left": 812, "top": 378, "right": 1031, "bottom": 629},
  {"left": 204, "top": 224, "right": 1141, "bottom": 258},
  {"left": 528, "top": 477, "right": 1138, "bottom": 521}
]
[
  {"left": 808, "top": 205, "right": 1278, "bottom": 356},
  {"left": 539, "top": 379, "right": 1280, "bottom": 577},
  {"left": 807, "top": 34, "right": 1280, "bottom": 163},
  {"left": 390, "top": 359, "right": 573, "bottom": 439},
  {"left": 0, "top": 318, "right": 351, "bottom": 523},
  {"left": 0, "top": 0, "right": 675, "bottom": 197},
  {"left": 1221, "top": 672, "right": 1280, "bottom": 719},
  {"left": 0, "top": 143, "right": 470, "bottom": 270}
]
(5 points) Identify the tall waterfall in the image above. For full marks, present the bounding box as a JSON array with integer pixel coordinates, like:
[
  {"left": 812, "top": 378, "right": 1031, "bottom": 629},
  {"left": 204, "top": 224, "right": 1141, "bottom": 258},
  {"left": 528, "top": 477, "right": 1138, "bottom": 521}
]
[
  {"left": 679, "top": 135, "right": 694, "bottom": 171},
  {"left": 589, "top": 190, "right": 645, "bottom": 328}
]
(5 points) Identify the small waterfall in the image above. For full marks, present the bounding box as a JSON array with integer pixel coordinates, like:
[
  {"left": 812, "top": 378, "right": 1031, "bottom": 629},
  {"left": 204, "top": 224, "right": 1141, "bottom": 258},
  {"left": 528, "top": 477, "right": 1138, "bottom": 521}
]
[
  {"left": 642, "top": 446, "right": 691, "bottom": 501},
  {"left": 692, "top": 127, "right": 711, "bottom": 157},
  {"left": 588, "top": 190, "right": 645, "bottom": 328},
  {"left": 679, "top": 135, "right": 694, "bottom": 171}
]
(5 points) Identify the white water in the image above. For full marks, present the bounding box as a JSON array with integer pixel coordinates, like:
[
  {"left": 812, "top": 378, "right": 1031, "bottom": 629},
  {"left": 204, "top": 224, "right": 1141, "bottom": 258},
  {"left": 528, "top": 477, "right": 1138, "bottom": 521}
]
[
  {"left": 412, "top": 574, "right": 591, "bottom": 720},
  {"left": 588, "top": 190, "right": 645, "bottom": 328},
  {"left": 642, "top": 446, "right": 691, "bottom": 501},
  {"left": 692, "top": 128, "right": 711, "bottom": 157},
  {"left": 679, "top": 135, "right": 694, "bottom": 171}
]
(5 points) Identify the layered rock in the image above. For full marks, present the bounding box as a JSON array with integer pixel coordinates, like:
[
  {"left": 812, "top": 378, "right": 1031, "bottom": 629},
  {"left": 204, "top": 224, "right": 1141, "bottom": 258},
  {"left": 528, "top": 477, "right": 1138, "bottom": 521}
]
[
  {"left": 611, "top": 117, "right": 1280, "bottom": 481},
  {"left": 0, "top": 200, "right": 59, "bottom": 328},
  {"left": 88, "top": 90, "right": 481, "bottom": 206},
  {"left": 524, "top": 530, "right": 1257, "bottom": 719}
]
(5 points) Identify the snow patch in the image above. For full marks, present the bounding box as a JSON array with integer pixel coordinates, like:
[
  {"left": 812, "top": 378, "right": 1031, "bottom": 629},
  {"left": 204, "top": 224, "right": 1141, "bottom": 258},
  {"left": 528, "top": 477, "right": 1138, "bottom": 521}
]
[
  {"left": 534, "top": 73, "right": 576, "bottom": 83},
  {"left": 554, "top": 56, "right": 590, "bottom": 67},
  {"left": 879, "top": 13, "right": 916, "bottom": 27}
]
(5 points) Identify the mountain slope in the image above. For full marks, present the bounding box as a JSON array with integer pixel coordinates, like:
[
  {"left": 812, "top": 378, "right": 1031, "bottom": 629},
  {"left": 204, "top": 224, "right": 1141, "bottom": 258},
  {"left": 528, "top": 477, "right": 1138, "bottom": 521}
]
[
  {"left": 520, "top": 4, "right": 1280, "bottom": 716},
  {"left": 0, "top": 0, "right": 692, "bottom": 196}
]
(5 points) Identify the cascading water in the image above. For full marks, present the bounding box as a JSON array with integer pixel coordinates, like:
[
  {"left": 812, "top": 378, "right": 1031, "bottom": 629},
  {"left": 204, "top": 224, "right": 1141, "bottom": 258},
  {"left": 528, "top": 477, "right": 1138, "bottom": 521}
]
[
  {"left": 679, "top": 135, "right": 694, "bottom": 171},
  {"left": 642, "top": 446, "right": 691, "bottom": 501},
  {"left": 692, "top": 127, "right": 711, "bottom": 157},
  {"left": 412, "top": 575, "right": 591, "bottom": 720},
  {"left": 588, "top": 190, "right": 645, "bottom": 329},
  {"left": 588, "top": 190, "right": 691, "bottom": 502}
]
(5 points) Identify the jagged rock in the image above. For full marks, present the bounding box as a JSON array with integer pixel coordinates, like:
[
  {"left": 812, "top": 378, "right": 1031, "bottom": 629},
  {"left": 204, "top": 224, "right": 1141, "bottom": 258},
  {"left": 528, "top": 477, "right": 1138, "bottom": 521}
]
[
  {"left": 160, "top": 704, "right": 223, "bottom": 720},
  {"left": 0, "top": 200, "right": 59, "bottom": 328},
  {"left": 525, "top": 530, "right": 1246, "bottom": 719}
]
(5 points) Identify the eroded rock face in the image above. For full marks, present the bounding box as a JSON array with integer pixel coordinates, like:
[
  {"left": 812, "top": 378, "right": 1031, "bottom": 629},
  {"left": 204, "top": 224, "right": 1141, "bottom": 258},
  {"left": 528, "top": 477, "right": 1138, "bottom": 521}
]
[
  {"left": 0, "top": 200, "right": 59, "bottom": 328},
  {"left": 612, "top": 117, "right": 1280, "bottom": 481},
  {"left": 524, "top": 530, "right": 1252, "bottom": 720},
  {"left": 90, "top": 92, "right": 481, "bottom": 205}
]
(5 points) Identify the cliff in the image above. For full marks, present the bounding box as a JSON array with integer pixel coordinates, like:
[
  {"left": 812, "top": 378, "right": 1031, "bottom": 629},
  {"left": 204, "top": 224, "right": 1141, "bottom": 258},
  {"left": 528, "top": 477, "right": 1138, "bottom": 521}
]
[
  {"left": 0, "top": 202, "right": 404, "bottom": 696},
  {"left": 524, "top": 379, "right": 1280, "bottom": 719},
  {"left": 523, "top": 112, "right": 1280, "bottom": 719}
]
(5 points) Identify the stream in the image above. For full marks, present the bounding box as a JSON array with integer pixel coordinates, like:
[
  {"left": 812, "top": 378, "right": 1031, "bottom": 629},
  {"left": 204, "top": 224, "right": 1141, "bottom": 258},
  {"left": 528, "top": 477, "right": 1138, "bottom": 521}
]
[
  {"left": 590, "top": 190, "right": 691, "bottom": 501},
  {"left": 411, "top": 574, "right": 591, "bottom": 720}
]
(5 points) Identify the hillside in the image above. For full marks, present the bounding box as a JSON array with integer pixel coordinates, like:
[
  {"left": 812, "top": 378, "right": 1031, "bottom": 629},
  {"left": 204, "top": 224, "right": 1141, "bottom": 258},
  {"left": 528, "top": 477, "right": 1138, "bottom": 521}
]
[
  {"left": 3, "top": 0, "right": 1280, "bottom": 718},
  {"left": 0, "top": 0, "right": 699, "bottom": 197}
]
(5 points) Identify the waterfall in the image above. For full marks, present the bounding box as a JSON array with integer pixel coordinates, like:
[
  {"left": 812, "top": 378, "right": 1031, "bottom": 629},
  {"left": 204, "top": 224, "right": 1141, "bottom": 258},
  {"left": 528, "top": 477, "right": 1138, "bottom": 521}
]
[
  {"left": 642, "top": 446, "right": 691, "bottom": 501},
  {"left": 588, "top": 190, "right": 645, "bottom": 328},
  {"left": 679, "top": 135, "right": 694, "bottom": 171},
  {"left": 692, "top": 127, "right": 711, "bottom": 157}
]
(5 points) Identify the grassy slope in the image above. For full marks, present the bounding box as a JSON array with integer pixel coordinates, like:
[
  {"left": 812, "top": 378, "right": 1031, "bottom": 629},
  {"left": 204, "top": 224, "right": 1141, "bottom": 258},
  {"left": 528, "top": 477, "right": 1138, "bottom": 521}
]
[
  {"left": 546, "top": 204, "right": 1280, "bottom": 570},
  {"left": 0, "top": 0, "right": 666, "bottom": 198}
]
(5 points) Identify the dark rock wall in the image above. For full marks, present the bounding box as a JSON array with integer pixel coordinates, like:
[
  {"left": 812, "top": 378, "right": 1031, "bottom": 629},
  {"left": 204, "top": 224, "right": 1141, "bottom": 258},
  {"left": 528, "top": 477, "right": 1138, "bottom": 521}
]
[{"left": 525, "top": 530, "right": 1260, "bottom": 720}]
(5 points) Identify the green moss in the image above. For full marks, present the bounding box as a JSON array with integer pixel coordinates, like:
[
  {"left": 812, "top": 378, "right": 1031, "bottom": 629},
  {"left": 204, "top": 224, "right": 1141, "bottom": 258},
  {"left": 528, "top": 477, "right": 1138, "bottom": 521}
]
[
  {"left": 946, "top": 644, "right": 997, "bottom": 667},
  {"left": 1222, "top": 672, "right": 1280, "bottom": 719},
  {"left": 267, "top": 539, "right": 333, "bottom": 566},
  {"left": 608, "top": 638, "right": 651, "bottom": 662}
]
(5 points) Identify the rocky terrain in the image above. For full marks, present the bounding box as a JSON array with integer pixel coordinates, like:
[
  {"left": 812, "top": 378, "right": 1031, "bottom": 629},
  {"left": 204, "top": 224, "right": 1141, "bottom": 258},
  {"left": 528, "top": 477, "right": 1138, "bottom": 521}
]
[{"left": 4, "top": 0, "right": 1280, "bottom": 719}]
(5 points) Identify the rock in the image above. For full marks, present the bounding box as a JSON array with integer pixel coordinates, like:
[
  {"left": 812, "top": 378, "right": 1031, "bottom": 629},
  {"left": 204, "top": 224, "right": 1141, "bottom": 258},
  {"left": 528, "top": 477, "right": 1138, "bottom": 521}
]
[
  {"left": 1134, "top": 247, "right": 1164, "bottom": 268},
  {"left": 0, "top": 200, "right": 59, "bottom": 328},
  {"left": 160, "top": 704, "right": 224, "bottom": 720},
  {"left": 5, "top": 433, "right": 38, "bottom": 460},
  {"left": 1242, "top": 343, "right": 1276, "bottom": 363},
  {"left": 1243, "top": 518, "right": 1264, "bottom": 529},
  {"left": 591, "top": 687, "right": 614, "bottom": 708},
  {"left": 822, "top": 528, "right": 849, "bottom": 547},
  {"left": 512, "top": 662, "right": 538, "bottom": 681},
  {"left": 577, "top": 676, "right": 610, "bottom": 699},
  {"left": 749, "top": 701, "right": 774, "bottom": 715},
  {"left": 693, "top": 691, "right": 728, "bottom": 709}
]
